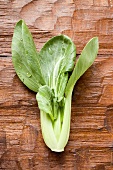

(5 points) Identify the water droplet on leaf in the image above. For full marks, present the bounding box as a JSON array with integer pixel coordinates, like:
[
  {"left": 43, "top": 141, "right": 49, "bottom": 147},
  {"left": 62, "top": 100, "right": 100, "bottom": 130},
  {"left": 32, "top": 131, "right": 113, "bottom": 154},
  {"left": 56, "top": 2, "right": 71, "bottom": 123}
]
[
  {"left": 49, "top": 47, "right": 53, "bottom": 55},
  {"left": 26, "top": 72, "right": 32, "bottom": 78}
]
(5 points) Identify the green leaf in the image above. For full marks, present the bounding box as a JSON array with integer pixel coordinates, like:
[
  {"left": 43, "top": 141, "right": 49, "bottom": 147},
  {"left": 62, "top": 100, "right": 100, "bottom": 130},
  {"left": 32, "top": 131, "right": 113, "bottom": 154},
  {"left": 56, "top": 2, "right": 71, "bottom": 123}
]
[
  {"left": 12, "top": 20, "right": 45, "bottom": 92},
  {"left": 65, "top": 37, "right": 99, "bottom": 95},
  {"left": 56, "top": 72, "right": 68, "bottom": 102},
  {"left": 39, "top": 35, "right": 76, "bottom": 99},
  {"left": 36, "top": 85, "right": 54, "bottom": 121}
]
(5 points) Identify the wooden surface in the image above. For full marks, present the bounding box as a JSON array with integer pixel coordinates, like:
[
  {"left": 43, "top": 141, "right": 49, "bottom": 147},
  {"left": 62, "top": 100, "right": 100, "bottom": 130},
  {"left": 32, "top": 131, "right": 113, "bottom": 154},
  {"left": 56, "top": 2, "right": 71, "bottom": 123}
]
[{"left": 1, "top": 0, "right": 113, "bottom": 170}]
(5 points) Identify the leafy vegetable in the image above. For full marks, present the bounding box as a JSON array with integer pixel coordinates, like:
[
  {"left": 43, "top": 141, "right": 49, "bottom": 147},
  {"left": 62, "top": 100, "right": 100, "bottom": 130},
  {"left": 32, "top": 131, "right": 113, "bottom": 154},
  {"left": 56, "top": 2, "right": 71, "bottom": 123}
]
[{"left": 12, "top": 20, "right": 99, "bottom": 152}]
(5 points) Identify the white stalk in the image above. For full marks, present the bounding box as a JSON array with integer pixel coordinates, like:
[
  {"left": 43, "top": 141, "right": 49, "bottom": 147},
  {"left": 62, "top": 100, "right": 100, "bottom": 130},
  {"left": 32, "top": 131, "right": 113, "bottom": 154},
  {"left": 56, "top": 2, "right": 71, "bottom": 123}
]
[{"left": 40, "top": 89, "right": 72, "bottom": 152}]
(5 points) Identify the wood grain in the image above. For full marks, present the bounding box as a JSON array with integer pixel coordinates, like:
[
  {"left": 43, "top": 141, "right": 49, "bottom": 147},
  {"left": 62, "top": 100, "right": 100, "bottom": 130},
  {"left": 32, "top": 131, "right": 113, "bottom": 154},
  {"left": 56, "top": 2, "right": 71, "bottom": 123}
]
[
  {"left": 0, "top": 57, "right": 113, "bottom": 169},
  {"left": 1, "top": 0, "right": 113, "bottom": 169},
  {"left": 1, "top": 0, "right": 113, "bottom": 55}
]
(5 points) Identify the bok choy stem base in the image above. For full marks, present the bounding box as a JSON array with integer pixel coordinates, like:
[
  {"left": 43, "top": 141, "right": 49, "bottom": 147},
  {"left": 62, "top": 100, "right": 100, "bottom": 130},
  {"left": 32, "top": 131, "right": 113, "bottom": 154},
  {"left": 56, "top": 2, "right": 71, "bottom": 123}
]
[{"left": 40, "top": 91, "right": 72, "bottom": 152}]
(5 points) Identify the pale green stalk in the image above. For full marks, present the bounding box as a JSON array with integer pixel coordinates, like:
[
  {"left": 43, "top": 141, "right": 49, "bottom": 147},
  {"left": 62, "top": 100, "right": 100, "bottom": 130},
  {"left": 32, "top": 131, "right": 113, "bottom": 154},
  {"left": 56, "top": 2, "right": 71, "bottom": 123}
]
[{"left": 40, "top": 90, "right": 72, "bottom": 151}]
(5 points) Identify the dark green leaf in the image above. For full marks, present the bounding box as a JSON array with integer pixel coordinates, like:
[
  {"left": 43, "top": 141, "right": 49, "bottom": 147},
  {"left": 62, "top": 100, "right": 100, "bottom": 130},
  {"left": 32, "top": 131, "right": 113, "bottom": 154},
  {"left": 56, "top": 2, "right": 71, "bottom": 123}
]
[
  {"left": 12, "top": 20, "right": 45, "bottom": 92},
  {"left": 39, "top": 35, "right": 76, "bottom": 99},
  {"left": 65, "top": 37, "right": 99, "bottom": 95}
]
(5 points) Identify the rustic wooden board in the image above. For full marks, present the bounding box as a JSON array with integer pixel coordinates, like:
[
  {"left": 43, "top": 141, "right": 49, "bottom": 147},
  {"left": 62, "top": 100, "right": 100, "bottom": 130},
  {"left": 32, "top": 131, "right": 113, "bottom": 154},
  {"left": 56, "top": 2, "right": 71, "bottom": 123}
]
[
  {"left": 0, "top": 57, "right": 113, "bottom": 170},
  {"left": 1, "top": 0, "right": 113, "bottom": 56},
  {"left": 1, "top": 0, "right": 113, "bottom": 169}
]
